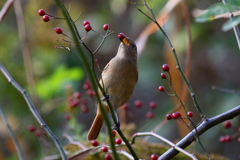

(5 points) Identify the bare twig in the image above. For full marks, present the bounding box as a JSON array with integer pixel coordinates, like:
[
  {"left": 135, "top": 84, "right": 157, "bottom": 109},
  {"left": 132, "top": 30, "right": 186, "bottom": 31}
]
[
  {"left": 0, "top": 64, "right": 68, "bottom": 160},
  {"left": 159, "top": 105, "right": 240, "bottom": 159},
  {"left": 0, "top": 0, "right": 14, "bottom": 23},
  {"left": 0, "top": 105, "right": 25, "bottom": 160}
]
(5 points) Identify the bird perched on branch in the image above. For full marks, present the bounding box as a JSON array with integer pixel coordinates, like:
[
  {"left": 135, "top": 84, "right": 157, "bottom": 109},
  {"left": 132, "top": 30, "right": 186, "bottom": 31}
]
[{"left": 87, "top": 33, "right": 138, "bottom": 141}]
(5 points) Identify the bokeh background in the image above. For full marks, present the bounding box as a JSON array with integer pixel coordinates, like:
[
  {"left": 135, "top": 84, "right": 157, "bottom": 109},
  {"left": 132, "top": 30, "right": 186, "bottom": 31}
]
[{"left": 0, "top": 0, "right": 239, "bottom": 159}]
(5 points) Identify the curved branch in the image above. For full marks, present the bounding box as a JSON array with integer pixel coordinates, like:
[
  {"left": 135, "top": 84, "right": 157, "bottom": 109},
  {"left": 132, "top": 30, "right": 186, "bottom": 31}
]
[{"left": 159, "top": 105, "right": 240, "bottom": 160}]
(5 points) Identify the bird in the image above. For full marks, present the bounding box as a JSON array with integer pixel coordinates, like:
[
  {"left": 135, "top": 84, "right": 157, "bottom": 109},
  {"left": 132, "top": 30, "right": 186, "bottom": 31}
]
[{"left": 87, "top": 34, "right": 138, "bottom": 141}]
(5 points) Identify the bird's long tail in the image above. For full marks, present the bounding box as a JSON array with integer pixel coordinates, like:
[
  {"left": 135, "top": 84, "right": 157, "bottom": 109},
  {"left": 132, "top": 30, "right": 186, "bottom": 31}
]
[{"left": 87, "top": 113, "right": 103, "bottom": 141}]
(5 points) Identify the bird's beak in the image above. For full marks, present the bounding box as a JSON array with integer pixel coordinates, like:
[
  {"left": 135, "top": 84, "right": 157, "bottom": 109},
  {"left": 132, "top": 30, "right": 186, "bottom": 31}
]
[{"left": 120, "top": 37, "right": 130, "bottom": 46}]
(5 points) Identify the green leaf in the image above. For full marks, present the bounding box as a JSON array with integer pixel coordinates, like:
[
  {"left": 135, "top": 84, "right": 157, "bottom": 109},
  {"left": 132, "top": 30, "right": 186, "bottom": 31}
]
[
  {"left": 222, "top": 16, "right": 240, "bottom": 31},
  {"left": 36, "top": 65, "right": 84, "bottom": 100},
  {"left": 196, "top": 3, "right": 236, "bottom": 23}
]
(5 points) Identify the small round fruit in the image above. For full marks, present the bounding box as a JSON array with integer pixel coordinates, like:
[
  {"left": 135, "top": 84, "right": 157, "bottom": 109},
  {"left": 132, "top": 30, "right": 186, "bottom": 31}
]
[
  {"left": 151, "top": 154, "right": 158, "bottom": 160},
  {"left": 160, "top": 73, "right": 167, "bottom": 79},
  {"left": 81, "top": 105, "right": 89, "bottom": 113},
  {"left": 105, "top": 154, "right": 112, "bottom": 160},
  {"left": 74, "top": 92, "right": 81, "bottom": 98},
  {"left": 146, "top": 111, "right": 154, "bottom": 119},
  {"left": 166, "top": 114, "right": 172, "bottom": 120},
  {"left": 162, "top": 64, "right": 170, "bottom": 72},
  {"left": 42, "top": 15, "right": 50, "bottom": 22},
  {"left": 91, "top": 140, "right": 99, "bottom": 147},
  {"left": 101, "top": 146, "right": 108, "bottom": 152},
  {"left": 55, "top": 27, "right": 63, "bottom": 34},
  {"left": 118, "top": 33, "right": 125, "bottom": 39},
  {"left": 27, "top": 125, "right": 36, "bottom": 132},
  {"left": 224, "top": 135, "right": 232, "bottom": 142},
  {"left": 149, "top": 101, "right": 156, "bottom": 109},
  {"left": 115, "top": 138, "right": 122, "bottom": 145},
  {"left": 134, "top": 100, "right": 142, "bottom": 108},
  {"left": 103, "top": 24, "right": 110, "bottom": 31},
  {"left": 187, "top": 111, "right": 193, "bottom": 118},
  {"left": 223, "top": 121, "right": 232, "bottom": 128},
  {"left": 158, "top": 86, "right": 165, "bottom": 92},
  {"left": 38, "top": 9, "right": 46, "bottom": 16},
  {"left": 112, "top": 130, "right": 117, "bottom": 137},
  {"left": 172, "top": 112, "right": 181, "bottom": 119},
  {"left": 84, "top": 24, "right": 92, "bottom": 32},
  {"left": 122, "top": 103, "right": 128, "bottom": 110},
  {"left": 83, "top": 20, "right": 90, "bottom": 26},
  {"left": 219, "top": 136, "right": 226, "bottom": 143}
]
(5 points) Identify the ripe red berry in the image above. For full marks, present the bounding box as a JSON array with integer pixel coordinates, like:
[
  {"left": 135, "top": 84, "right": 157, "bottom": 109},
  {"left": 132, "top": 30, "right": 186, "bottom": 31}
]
[
  {"left": 146, "top": 111, "right": 154, "bottom": 119},
  {"left": 158, "top": 86, "right": 165, "bottom": 92},
  {"left": 101, "top": 146, "right": 108, "bottom": 152},
  {"left": 149, "top": 101, "right": 156, "bottom": 109},
  {"left": 115, "top": 138, "right": 122, "bottom": 145},
  {"left": 34, "top": 130, "right": 42, "bottom": 137},
  {"left": 83, "top": 81, "right": 91, "bottom": 90},
  {"left": 162, "top": 64, "right": 170, "bottom": 72},
  {"left": 112, "top": 130, "right": 117, "bottom": 137},
  {"left": 27, "top": 125, "right": 36, "bottom": 132},
  {"left": 224, "top": 135, "right": 232, "bottom": 142},
  {"left": 187, "top": 111, "right": 193, "bottom": 118},
  {"left": 166, "top": 114, "right": 172, "bottom": 120},
  {"left": 105, "top": 154, "right": 112, "bottom": 160},
  {"left": 219, "top": 136, "right": 226, "bottom": 143},
  {"left": 118, "top": 33, "right": 125, "bottom": 39},
  {"left": 81, "top": 105, "right": 89, "bottom": 113},
  {"left": 38, "top": 9, "right": 46, "bottom": 16},
  {"left": 42, "top": 15, "right": 50, "bottom": 22},
  {"left": 83, "top": 20, "right": 90, "bottom": 26},
  {"left": 91, "top": 140, "right": 99, "bottom": 147},
  {"left": 86, "top": 89, "right": 95, "bottom": 97},
  {"left": 74, "top": 92, "right": 81, "bottom": 98},
  {"left": 134, "top": 100, "right": 142, "bottom": 108},
  {"left": 223, "top": 121, "right": 232, "bottom": 128},
  {"left": 64, "top": 113, "right": 71, "bottom": 120},
  {"left": 69, "top": 99, "right": 80, "bottom": 108},
  {"left": 103, "top": 24, "right": 110, "bottom": 31},
  {"left": 151, "top": 154, "right": 158, "bottom": 160},
  {"left": 84, "top": 24, "right": 92, "bottom": 32},
  {"left": 55, "top": 27, "right": 63, "bottom": 34},
  {"left": 160, "top": 73, "right": 167, "bottom": 79},
  {"left": 122, "top": 103, "right": 128, "bottom": 110},
  {"left": 172, "top": 112, "right": 181, "bottom": 119}
]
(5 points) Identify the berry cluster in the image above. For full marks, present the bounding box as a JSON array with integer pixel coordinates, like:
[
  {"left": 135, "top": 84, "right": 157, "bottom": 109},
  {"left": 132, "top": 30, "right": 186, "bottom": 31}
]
[
  {"left": 166, "top": 111, "right": 193, "bottom": 120},
  {"left": 27, "top": 125, "right": 46, "bottom": 137},
  {"left": 219, "top": 121, "right": 240, "bottom": 143},
  {"left": 158, "top": 64, "right": 171, "bottom": 93},
  {"left": 38, "top": 9, "right": 52, "bottom": 22},
  {"left": 132, "top": 100, "right": 157, "bottom": 119}
]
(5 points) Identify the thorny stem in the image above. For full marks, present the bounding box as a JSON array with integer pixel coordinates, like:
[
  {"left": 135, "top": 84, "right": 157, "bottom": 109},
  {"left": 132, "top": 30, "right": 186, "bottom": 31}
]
[{"left": 130, "top": 0, "right": 206, "bottom": 119}]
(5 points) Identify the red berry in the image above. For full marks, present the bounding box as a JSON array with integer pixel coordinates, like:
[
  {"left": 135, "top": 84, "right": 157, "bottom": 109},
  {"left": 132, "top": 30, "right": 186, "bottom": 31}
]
[
  {"left": 112, "top": 130, "right": 117, "bottom": 137},
  {"left": 151, "top": 154, "right": 158, "bottom": 160},
  {"left": 134, "top": 100, "right": 142, "bottom": 108},
  {"left": 219, "top": 136, "right": 226, "bottom": 143},
  {"left": 115, "top": 138, "right": 122, "bottom": 145},
  {"left": 27, "top": 125, "right": 36, "bottom": 132},
  {"left": 105, "top": 154, "right": 112, "bottom": 160},
  {"left": 69, "top": 99, "right": 80, "bottom": 108},
  {"left": 149, "top": 101, "right": 156, "bottom": 109},
  {"left": 83, "top": 81, "right": 91, "bottom": 90},
  {"left": 81, "top": 105, "right": 89, "bottom": 113},
  {"left": 83, "top": 20, "right": 90, "bottom": 26},
  {"left": 86, "top": 89, "right": 95, "bottom": 97},
  {"left": 160, "top": 73, "right": 167, "bottom": 79},
  {"left": 166, "top": 114, "right": 172, "bottom": 120},
  {"left": 103, "top": 24, "right": 110, "bottom": 31},
  {"left": 55, "top": 27, "right": 63, "bottom": 34},
  {"left": 91, "top": 140, "right": 99, "bottom": 147},
  {"left": 158, "top": 86, "right": 165, "bottom": 92},
  {"left": 101, "top": 146, "right": 108, "bottom": 152},
  {"left": 187, "top": 111, "right": 193, "bottom": 118},
  {"left": 34, "top": 130, "right": 42, "bottom": 137},
  {"left": 122, "top": 103, "right": 128, "bottom": 110},
  {"left": 224, "top": 135, "right": 232, "bottom": 142},
  {"left": 38, "top": 9, "right": 46, "bottom": 16},
  {"left": 74, "top": 92, "right": 81, "bottom": 98},
  {"left": 64, "top": 113, "right": 71, "bottom": 120},
  {"left": 84, "top": 24, "right": 92, "bottom": 32},
  {"left": 42, "top": 15, "right": 50, "bottom": 22},
  {"left": 162, "top": 64, "right": 170, "bottom": 72},
  {"left": 146, "top": 111, "right": 154, "bottom": 119},
  {"left": 223, "top": 121, "right": 232, "bottom": 128},
  {"left": 172, "top": 112, "right": 181, "bottom": 119},
  {"left": 118, "top": 33, "right": 125, "bottom": 39}
]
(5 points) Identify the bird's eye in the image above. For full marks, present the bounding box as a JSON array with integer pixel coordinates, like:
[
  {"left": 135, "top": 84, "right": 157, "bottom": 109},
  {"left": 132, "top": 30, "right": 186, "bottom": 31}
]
[{"left": 131, "top": 44, "right": 136, "bottom": 50}]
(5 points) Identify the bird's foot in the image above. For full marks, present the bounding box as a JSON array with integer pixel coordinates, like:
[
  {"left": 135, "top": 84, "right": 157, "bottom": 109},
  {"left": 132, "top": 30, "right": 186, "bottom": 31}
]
[
  {"left": 102, "top": 94, "right": 110, "bottom": 101},
  {"left": 111, "top": 123, "right": 120, "bottom": 131}
]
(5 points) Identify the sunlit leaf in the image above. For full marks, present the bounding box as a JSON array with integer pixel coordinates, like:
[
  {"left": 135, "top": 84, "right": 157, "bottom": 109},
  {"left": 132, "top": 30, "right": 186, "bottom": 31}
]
[{"left": 222, "top": 16, "right": 240, "bottom": 31}]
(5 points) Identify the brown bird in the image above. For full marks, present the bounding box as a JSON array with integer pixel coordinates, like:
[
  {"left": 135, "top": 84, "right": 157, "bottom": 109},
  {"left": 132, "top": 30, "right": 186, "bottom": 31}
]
[{"left": 87, "top": 35, "right": 138, "bottom": 141}]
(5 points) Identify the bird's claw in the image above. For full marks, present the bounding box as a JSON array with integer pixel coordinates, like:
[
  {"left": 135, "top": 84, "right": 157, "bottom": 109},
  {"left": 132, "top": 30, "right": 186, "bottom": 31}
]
[
  {"left": 102, "top": 94, "right": 110, "bottom": 101},
  {"left": 111, "top": 123, "right": 120, "bottom": 131}
]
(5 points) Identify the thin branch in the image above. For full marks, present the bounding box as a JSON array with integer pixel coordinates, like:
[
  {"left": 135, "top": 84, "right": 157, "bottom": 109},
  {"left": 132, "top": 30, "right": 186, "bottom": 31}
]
[
  {"left": 159, "top": 105, "right": 240, "bottom": 159},
  {"left": 0, "top": 64, "right": 68, "bottom": 160},
  {"left": 0, "top": 0, "right": 14, "bottom": 23},
  {"left": 0, "top": 105, "right": 25, "bottom": 160},
  {"left": 132, "top": 132, "right": 197, "bottom": 160}
]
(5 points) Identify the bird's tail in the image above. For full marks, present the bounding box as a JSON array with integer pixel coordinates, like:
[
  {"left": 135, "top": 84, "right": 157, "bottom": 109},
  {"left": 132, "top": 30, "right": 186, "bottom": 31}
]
[{"left": 87, "top": 113, "right": 103, "bottom": 141}]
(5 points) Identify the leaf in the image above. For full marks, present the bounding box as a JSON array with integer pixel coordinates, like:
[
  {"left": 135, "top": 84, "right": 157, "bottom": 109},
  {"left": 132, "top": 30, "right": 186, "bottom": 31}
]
[
  {"left": 222, "top": 16, "right": 240, "bottom": 31},
  {"left": 36, "top": 65, "right": 83, "bottom": 100},
  {"left": 196, "top": 3, "right": 236, "bottom": 23}
]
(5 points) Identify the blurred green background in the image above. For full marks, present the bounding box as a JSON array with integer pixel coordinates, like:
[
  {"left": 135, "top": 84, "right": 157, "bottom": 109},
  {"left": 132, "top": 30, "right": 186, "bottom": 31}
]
[{"left": 0, "top": 0, "right": 239, "bottom": 159}]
